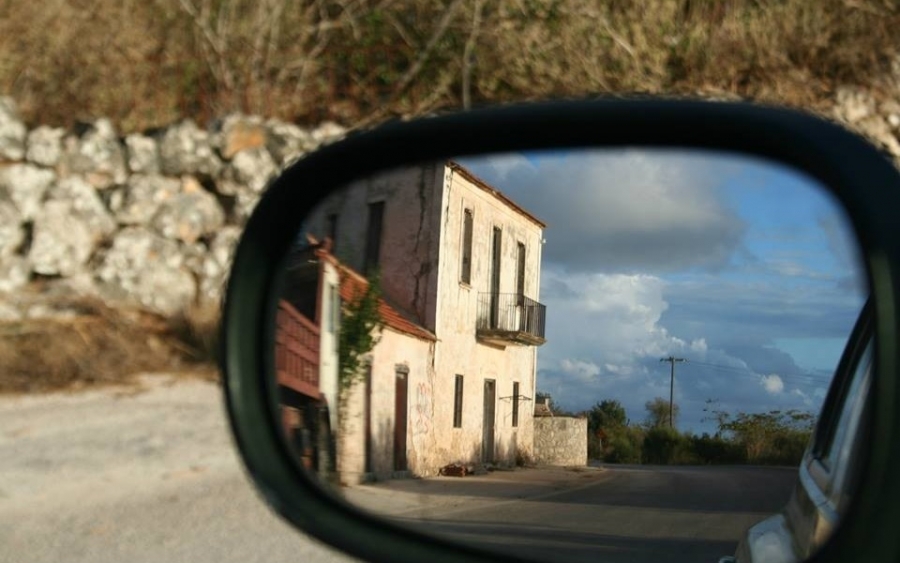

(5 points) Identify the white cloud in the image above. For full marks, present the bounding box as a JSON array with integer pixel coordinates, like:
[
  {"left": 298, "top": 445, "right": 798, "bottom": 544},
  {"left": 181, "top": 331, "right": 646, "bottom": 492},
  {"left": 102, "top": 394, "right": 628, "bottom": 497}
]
[
  {"left": 560, "top": 359, "right": 601, "bottom": 380},
  {"left": 462, "top": 149, "right": 748, "bottom": 273},
  {"left": 761, "top": 374, "right": 785, "bottom": 394}
]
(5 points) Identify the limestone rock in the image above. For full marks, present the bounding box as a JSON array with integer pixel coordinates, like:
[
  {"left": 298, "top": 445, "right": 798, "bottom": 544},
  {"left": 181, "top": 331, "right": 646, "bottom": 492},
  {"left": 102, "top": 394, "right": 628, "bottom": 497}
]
[
  {"left": 63, "top": 118, "right": 128, "bottom": 188},
  {"left": 29, "top": 177, "right": 116, "bottom": 276},
  {"left": 0, "top": 163, "right": 56, "bottom": 220},
  {"left": 834, "top": 87, "right": 877, "bottom": 124},
  {"left": 48, "top": 176, "right": 117, "bottom": 236},
  {"left": 311, "top": 121, "right": 347, "bottom": 146},
  {"left": 158, "top": 119, "right": 223, "bottom": 177},
  {"left": 218, "top": 147, "right": 278, "bottom": 196},
  {"left": 96, "top": 227, "right": 197, "bottom": 316},
  {"left": 265, "top": 119, "right": 314, "bottom": 167},
  {"left": 0, "top": 97, "right": 27, "bottom": 162},
  {"left": 0, "top": 201, "right": 24, "bottom": 258},
  {"left": 151, "top": 184, "right": 225, "bottom": 244},
  {"left": 198, "top": 226, "right": 242, "bottom": 303},
  {"left": 125, "top": 133, "right": 160, "bottom": 174},
  {"left": 855, "top": 115, "right": 900, "bottom": 159},
  {"left": 111, "top": 174, "right": 182, "bottom": 225},
  {"left": 215, "top": 114, "right": 267, "bottom": 160},
  {"left": 26, "top": 126, "right": 66, "bottom": 167},
  {"left": 0, "top": 256, "right": 30, "bottom": 293},
  {"left": 29, "top": 200, "right": 97, "bottom": 276}
]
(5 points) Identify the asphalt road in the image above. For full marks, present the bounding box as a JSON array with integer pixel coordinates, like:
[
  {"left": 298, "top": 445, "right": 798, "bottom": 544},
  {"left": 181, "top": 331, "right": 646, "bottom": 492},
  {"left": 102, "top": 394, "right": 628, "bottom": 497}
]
[
  {"left": 1, "top": 377, "right": 797, "bottom": 563},
  {"left": 358, "top": 464, "right": 798, "bottom": 563}
]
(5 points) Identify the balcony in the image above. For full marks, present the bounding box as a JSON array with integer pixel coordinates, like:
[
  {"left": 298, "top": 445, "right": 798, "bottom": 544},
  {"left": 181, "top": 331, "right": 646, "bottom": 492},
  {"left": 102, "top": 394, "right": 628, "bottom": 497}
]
[{"left": 476, "top": 292, "right": 547, "bottom": 347}]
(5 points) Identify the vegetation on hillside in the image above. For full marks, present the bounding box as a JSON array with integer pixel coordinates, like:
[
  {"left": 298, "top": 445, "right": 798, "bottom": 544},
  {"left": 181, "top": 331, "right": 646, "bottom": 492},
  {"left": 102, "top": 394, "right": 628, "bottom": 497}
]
[
  {"left": 1, "top": 0, "right": 897, "bottom": 132},
  {"left": 582, "top": 397, "right": 816, "bottom": 466}
]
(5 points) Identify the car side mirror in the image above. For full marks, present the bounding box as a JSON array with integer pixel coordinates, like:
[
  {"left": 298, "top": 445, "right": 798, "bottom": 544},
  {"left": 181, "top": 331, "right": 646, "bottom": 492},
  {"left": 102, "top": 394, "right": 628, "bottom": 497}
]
[{"left": 221, "top": 99, "right": 900, "bottom": 563}]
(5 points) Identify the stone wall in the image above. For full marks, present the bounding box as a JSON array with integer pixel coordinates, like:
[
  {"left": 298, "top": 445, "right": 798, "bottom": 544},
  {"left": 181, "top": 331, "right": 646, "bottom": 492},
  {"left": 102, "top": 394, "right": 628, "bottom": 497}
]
[
  {"left": 0, "top": 97, "right": 346, "bottom": 319},
  {"left": 533, "top": 417, "right": 587, "bottom": 467},
  {"left": 2, "top": 88, "right": 900, "bottom": 322}
]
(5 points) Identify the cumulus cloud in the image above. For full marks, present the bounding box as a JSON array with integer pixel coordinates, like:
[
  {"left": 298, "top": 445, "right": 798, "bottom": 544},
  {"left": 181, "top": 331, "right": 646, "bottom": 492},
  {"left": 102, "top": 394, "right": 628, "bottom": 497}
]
[
  {"left": 560, "top": 359, "right": 601, "bottom": 380},
  {"left": 461, "top": 149, "right": 748, "bottom": 273},
  {"left": 761, "top": 374, "right": 785, "bottom": 394}
]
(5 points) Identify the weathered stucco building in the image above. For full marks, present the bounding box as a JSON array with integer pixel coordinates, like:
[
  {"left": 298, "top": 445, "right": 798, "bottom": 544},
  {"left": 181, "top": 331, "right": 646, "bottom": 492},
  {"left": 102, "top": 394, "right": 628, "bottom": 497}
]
[{"left": 304, "top": 160, "right": 547, "bottom": 479}]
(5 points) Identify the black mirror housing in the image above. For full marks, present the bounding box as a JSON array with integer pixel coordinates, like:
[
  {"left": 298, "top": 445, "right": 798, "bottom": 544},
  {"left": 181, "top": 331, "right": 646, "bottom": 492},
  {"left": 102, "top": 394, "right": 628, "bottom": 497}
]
[{"left": 221, "top": 99, "right": 900, "bottom": 563}]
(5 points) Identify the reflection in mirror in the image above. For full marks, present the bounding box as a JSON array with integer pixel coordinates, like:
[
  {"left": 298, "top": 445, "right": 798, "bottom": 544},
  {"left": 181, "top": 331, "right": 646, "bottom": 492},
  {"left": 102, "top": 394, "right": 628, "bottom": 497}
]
[{"left": 272, "top": 149, "right": 867, "bottom": 563}]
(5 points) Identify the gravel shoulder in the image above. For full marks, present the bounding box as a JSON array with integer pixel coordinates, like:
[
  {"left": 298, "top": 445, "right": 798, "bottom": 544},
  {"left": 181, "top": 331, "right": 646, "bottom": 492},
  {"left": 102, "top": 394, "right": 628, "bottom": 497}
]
[{"left": 0, "top": 374, "right": 356, "bottom": 563}]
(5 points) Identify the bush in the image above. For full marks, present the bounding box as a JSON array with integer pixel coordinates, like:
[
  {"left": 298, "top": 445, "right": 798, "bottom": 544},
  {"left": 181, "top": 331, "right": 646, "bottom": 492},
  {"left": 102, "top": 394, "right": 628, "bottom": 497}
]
[
  {"left": 689, "top": 433, "right": 746, "bottom": 465},
  {"left": 603, "top": 426, "right": 644, "bottom": 464},
  {"left": 642, "top": 426, "right": 689, "bottom": 465}
]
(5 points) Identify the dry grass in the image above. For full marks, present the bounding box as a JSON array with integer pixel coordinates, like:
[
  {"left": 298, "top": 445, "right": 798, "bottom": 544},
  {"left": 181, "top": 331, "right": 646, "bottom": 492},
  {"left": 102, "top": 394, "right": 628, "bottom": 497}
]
[
  {"left": 0, "top": 0, "right": 897, "bottom": 132},
  {"left": 0, "top": 295, "right": 220, "bottom": 394}
]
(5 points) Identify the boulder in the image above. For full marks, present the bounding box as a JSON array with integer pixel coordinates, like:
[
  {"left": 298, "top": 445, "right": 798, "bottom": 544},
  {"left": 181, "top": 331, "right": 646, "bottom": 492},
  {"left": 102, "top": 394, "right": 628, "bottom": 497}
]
[
  {"left": 29, "top": 177, "right": 116, "bottom": 276},
  {"left": 311, "top": 121, "right": 347, "bottom": 146},
  {"left": 96, "top": 227, "right": 197, "bottom": 316},
  {"left": 218, "top": 146, "right": 278, "bottom": 196},
  {"left": 198, "top": 226, "right": 242, "bottom": 303},
  {"left": 151, "top": 179, "right": 225, "bottom": 244},
  {"left": 158, "top": 119, "right": 223, "bottom": 177},
  {"left": 0, "top": 256, "right": 30, "bottom": 293},
  {"left": 214, "top": 114, "right": 267, "bottom": 160},
  {"left": 26, "top": 126, "right": 66, "bottom": 167},
  {"left": 125, "top": 133, "right": 161, "bottom": 174},
  {"left": 0, "top": 163, "right": 56, "bottom": 220},
  {"left": 265, "top": 119, "right": 315, "bottom": 167},
  {"left": 0, "top": 97, "right": 27, "bottom": 162},
  {"left": 0, "top": 201, "right": 24, "bottom": 258},
  {"left": 62, "top": 118, "right": 128, "bottom": 189},
  {"left": 110, "top": 173, "right": 182, "bottom": 225}
]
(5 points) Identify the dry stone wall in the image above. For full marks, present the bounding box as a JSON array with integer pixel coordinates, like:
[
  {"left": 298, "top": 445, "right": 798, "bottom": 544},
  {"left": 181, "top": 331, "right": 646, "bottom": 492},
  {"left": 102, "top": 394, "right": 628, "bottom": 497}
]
[
  {"left": 0, "top": 98, "right": 346, "bottom": 319},
  {"left": 2, "top": 88, "right": 900, "bottom": 321},
  {"left": 534, "top": 417, "right": 587, "bottom": 467}
]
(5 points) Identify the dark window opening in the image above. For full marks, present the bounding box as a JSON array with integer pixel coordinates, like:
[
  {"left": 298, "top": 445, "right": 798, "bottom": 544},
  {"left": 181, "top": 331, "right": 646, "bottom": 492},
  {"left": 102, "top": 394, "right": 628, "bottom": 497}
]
[
  {"left": 453, "top": 375, "right": 464, "bottom": 428},
  {"left": 461, "top": 209, "right": 474, "bottom": 284},
  {"left": 516, "top": 242, "right": 526, "bottom": 305},
  {"left": 364, "top": 202, "right": 385, "bottom": 273},
  {"left": 512, "top": 382, "right": 520, "bottom": 427},
  {"left": 326, "top": 213, "right": 338, "bottom": 250}
]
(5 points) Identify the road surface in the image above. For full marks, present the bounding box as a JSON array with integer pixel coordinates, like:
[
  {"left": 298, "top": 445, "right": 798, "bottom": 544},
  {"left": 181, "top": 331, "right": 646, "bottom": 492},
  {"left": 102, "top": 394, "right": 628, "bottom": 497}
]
[
  {"left": 346, "top": 464, "right": 797, "bottom": 563},
  {"left": 0, "top": 375, "right": 358, "bottom": 563},
  {"left": 1, "top": 375, "right": 797, "bottom": 563}
]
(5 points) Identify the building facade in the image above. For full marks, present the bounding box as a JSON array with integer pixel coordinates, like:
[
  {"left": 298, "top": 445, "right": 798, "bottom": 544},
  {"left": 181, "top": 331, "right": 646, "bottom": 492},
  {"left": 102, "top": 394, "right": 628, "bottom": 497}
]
[{"left": 304, "top": 160, "right": 546, "bottom": 477}]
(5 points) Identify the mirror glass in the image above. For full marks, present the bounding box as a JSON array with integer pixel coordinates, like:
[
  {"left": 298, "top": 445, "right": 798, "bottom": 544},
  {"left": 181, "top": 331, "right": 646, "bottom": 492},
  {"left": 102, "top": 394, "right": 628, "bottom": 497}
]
[{"left": 271, "top": 148, "right": 867, "bottom": 563}]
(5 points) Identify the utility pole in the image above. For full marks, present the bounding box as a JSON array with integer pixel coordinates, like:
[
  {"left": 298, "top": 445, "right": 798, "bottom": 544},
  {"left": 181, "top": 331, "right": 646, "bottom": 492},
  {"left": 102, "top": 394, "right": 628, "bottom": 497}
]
[{"left": 660, "top": 356, "right": 686, "bottom": 428}]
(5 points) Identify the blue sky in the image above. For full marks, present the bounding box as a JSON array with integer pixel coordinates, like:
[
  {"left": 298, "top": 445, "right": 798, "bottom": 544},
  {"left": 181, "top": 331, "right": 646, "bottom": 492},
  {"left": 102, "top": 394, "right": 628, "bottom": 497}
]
[{"left": 459, "top": 149, "right": 867, "bottom": 434}]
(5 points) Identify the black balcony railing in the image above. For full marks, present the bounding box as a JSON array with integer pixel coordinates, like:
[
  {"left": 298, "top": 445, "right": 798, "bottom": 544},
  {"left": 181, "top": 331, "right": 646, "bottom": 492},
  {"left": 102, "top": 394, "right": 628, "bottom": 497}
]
[{"left": 476, "top": 292, "right": 546, "bottom": 345}]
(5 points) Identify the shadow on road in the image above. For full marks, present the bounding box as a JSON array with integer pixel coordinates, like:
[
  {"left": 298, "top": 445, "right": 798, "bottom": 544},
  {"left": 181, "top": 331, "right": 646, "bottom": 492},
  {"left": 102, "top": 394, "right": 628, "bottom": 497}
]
[{"left": 394, "top": 517, "right": 738, "bottom": 563}]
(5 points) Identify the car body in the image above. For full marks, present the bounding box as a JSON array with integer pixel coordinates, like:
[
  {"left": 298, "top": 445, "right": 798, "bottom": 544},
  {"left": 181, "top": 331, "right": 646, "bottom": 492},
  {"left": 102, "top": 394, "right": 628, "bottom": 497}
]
[{"left": 724, "top": 300, "right": 873, "bottom": 563}]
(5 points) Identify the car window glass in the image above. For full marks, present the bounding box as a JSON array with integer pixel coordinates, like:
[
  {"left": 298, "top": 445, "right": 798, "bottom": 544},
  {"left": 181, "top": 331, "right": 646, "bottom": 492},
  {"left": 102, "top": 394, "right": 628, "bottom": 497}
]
[{"left": 821, "top": 339, "right": 872, "bottom": 483}]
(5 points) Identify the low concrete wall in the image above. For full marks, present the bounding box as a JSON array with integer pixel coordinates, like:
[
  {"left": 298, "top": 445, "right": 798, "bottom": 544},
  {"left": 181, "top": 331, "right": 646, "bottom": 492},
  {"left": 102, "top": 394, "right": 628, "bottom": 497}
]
[{"left": 533, "top": 417, "right": 587, "bottom": 467}]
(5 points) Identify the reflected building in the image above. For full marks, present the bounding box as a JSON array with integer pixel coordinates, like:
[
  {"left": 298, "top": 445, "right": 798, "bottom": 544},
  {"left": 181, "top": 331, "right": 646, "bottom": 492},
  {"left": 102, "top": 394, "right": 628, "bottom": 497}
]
[{"left": 292, "top": 161, "right": 546, "bottom": 483}]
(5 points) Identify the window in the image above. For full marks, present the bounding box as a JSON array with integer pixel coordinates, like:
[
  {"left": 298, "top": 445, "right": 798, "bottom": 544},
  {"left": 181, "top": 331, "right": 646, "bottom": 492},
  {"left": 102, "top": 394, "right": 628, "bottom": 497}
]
[
  {"left": 453, "top": 375, "right": 464, "bottom": 428},
  {"left": 512, "top": 382, "right": 520, "bottom": 427},
  {"left": 326, "top": 213, "right": 338, "bottom": 249},
  {"left": 516, "top": 242, "right": 526, "bottom": 305},
  {"left": 364, "top": 202, "right": 385, "bottom": 273},
  {"left": 461, "top": 209, "right": 473, "bottom": 284}
]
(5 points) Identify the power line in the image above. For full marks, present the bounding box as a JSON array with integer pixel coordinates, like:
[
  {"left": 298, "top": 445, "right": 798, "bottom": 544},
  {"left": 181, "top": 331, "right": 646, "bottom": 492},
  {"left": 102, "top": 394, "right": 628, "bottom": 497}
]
[{"left": 689, "top": 360, "right": 832, "bottom": 386}]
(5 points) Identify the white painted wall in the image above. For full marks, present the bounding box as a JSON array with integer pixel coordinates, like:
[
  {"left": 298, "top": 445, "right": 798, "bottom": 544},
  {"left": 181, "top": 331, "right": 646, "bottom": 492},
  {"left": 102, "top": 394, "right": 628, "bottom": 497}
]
[{"left": 307, "top": 161, "right": 545, "bottom": 476}]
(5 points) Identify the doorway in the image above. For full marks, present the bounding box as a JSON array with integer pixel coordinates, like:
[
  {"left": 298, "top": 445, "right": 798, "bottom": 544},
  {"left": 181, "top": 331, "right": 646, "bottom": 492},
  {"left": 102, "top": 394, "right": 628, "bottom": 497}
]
[
  {"left": 482, "top": 379, "right": 496, "bottom": 463},
  {"left": 394, "top": 367, "right": 409, "bottom": 471}
]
